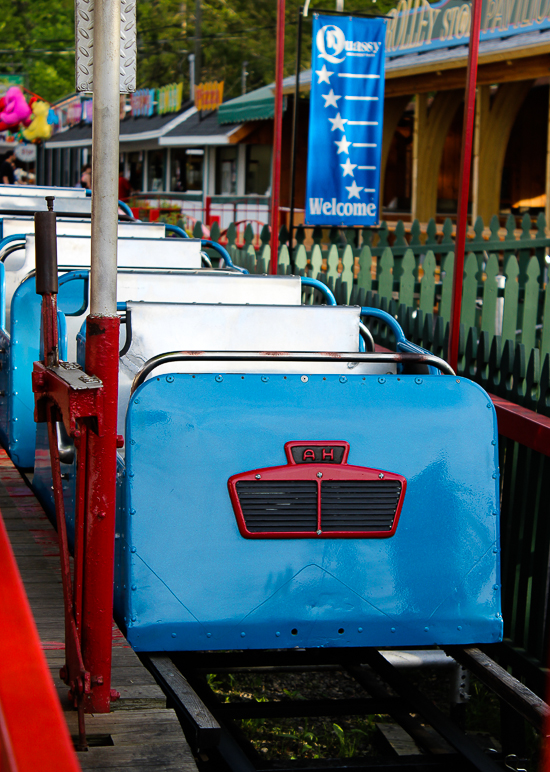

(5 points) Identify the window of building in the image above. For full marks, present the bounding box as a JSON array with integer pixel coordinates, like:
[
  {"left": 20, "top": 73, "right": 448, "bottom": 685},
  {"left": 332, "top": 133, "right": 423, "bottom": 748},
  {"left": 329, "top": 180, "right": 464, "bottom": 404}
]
[
  {"left": 127, "top": 151, "right": 144, "bottom": 192},
  {"left": 215, "top": 147, "right": 237, "bottom": 195},
  {"left": 245, "top": 145, "right": 271, "bottom": 195},
  {"left": 170, "top": 148, "right": 204, "bottom": 192},
  {"left": 147, "top": 149, "right": 166, "bottom": 191}
]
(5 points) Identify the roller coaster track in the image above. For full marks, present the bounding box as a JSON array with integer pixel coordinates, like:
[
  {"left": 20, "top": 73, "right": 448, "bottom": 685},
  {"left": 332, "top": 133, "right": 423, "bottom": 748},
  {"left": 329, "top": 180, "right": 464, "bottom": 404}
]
[{"left": 141, "top": 646, "right": 547, "bottom": 772}]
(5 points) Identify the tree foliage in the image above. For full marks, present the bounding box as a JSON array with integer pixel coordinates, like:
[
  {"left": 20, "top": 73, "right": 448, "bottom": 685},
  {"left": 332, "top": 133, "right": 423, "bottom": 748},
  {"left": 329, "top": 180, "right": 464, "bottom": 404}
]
[{"left": 0, "top": 0, "right": 400, "bottom": 105}]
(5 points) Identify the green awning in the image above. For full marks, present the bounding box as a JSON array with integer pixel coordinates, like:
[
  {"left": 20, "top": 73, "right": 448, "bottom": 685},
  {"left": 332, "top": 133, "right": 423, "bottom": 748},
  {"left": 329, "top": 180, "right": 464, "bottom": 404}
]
[{"left": 218, "top": 84, "right": 285, "bottom": 125}]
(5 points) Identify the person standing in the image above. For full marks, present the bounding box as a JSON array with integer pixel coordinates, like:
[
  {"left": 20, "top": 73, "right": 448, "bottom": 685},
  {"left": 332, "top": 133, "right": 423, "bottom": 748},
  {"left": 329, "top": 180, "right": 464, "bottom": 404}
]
[
  {"left": 118, "top": 164, "right": 132, "bottom": 201},
  {"left": 80, "top": 164, "right": 91, "bottom": 189},
  {"left": 0, "top": 151, "right": 16, "bottom": 184}
]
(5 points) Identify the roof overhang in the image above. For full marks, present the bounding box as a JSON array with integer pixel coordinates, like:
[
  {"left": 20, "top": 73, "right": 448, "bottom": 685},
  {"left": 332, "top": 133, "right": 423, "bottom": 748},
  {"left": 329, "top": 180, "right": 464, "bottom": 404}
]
[{"left": 159, "top": 125, "right": 243, "bottom": 146}]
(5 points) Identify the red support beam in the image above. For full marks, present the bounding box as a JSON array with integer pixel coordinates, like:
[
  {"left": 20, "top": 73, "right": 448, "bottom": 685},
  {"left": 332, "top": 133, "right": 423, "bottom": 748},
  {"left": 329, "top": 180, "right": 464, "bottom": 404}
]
[
  {"left": 0, "top": 514, "right": 81, "bottom": 771},
  {"left": 270, "top": 0, "right": 286, "bottom": 274},
  {"left": 447, "top": 0, "right": 482, "bottom": 372},
  {"left": 491, "top": 395, "right": 550, "bottom": 457},
  {"left": 81, "top": 315, "right": 121, "bottom": 713}
]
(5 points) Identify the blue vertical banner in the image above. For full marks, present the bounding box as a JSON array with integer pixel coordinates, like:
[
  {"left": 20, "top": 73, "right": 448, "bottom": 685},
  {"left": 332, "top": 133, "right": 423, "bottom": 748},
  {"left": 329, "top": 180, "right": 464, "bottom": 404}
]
[{"left": 305, "top": 15, "right": 386, "bottom": 226}]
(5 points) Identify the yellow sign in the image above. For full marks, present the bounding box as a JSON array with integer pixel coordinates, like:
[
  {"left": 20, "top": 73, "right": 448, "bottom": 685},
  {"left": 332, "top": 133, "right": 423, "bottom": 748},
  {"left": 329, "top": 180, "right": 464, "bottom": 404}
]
[
  {"left": 157, "top": 82, "right": 183, "bottom": 115},
  {"left": 195, "top": 81, "right": 224, "bottom": 112}
]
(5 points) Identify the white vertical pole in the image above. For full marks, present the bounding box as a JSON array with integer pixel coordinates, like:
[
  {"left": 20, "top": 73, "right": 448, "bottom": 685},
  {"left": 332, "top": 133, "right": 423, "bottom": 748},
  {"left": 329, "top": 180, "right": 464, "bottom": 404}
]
[{"left": 90, "top": 0, "right": 121, "bottom": 316}]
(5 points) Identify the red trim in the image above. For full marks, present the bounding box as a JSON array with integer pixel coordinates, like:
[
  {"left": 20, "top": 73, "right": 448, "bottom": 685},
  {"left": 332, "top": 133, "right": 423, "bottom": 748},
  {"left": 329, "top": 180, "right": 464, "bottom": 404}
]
[
  {"left": 284, "top": 440, "right": 350, "bottom": 465},
  {"left": 228, "top": 451, "right": 406, "bottom": 540},
  {"left": 0, "top": 514, "right": 81, "bottom": 771},
  {"left": 491, "top": 394, "right": 550, "bottom": 457}
]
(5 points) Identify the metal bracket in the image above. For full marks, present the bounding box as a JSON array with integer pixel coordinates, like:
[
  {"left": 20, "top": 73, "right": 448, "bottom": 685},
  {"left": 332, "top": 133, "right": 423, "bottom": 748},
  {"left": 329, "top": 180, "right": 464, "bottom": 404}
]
[{"left": 32, "top": 361, "right": 103, "bottom": 436}]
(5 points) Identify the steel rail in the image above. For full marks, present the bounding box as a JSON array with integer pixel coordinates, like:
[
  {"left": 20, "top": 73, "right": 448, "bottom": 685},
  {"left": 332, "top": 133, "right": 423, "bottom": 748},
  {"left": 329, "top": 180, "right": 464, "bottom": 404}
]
[{"left": 130, "top": 350, "right": 456, "bottom": 393}]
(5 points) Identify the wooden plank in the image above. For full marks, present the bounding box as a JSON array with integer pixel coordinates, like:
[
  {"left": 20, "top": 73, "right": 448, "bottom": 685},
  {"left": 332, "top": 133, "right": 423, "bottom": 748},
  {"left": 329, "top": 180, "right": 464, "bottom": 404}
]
[
  {"left": 445, "top": 647, "right": 548, "bottom": 731},
  {"left": 376, "top": 723, "right": 423, "bottom": 756},
  {"left": 72, "top": 745, "right": 196, "bottom": 769},
  {"left": 146, "top": 655, "right": 221, "bottom": 750}
]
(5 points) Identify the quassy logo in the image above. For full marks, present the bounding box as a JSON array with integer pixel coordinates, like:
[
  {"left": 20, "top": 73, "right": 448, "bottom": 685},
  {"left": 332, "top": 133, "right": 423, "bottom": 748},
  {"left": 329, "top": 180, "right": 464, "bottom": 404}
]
[{"left": 316, "top": 24, "right": 382, "bottom": 62}]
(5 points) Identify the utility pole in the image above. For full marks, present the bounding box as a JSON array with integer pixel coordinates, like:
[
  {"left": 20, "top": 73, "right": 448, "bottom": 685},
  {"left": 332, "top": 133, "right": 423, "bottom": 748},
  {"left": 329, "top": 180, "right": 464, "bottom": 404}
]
[
  {"left": 189, "top": 54, "right": 195, "bottom": 100},
  {"left": 242, "top": 61, "right": 248, "bottom": 95},
  {"left": 194, "top": 0, "right": 202, "bottom": 86}
]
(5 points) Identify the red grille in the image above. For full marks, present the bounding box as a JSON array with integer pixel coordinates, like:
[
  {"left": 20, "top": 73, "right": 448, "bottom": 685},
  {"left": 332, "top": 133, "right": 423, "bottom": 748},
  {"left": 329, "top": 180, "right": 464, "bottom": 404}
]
[{"left": 228, "top": 442, "right": 406, "bottom": 540}]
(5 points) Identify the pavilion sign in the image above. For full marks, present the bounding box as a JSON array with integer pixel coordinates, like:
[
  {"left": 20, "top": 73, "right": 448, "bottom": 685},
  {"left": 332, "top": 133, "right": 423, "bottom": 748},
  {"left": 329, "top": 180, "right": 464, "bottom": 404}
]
[
  {"left": 386, "top": 0, "right": 550, "bottom": 57},
  {"left": 195, "top": 81, "right": 224, "bottom": 112}
]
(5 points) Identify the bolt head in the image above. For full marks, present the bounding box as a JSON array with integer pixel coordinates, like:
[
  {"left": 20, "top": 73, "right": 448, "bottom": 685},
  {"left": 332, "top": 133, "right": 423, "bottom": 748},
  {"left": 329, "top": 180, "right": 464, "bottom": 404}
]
[
  {"left": 317, "top": 471, "right": 323, "bottom": 478},
  {"left": 255, "top": 473, "right": 261, "bottom": 479},
  {"left": 378, "top": 472, "right": 384, "bottom": 479}
]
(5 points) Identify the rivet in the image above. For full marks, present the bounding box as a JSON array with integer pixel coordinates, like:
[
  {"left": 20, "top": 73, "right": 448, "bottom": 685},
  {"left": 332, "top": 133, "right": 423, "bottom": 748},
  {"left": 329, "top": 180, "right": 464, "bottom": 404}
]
[
  {"left": 391, "top": 627, "right": 396, "bottom": 633},
  {"left": 166, "top": 376, "right": 174, "bottom": 383},
  {"left": 457, "top": 625, "right": 462, "bottom": 631},
  {"left": 131, "top": 585, "right": 137, "bottom": 591},
  {"left": 275, "top": 631, "right": 280, "bottom": 637},
  {"left": 131, "top": 616, "right": 136, "bottom": 622},
  {"left": 130, "top": 508, "right": 136, "bottom": 515},
  {"left": 255, "top": 474, "right": 261, "bottom": 479},
  {"left": 316, "top": 529, "right": 322, "bottom": 535},
  {"left": 424, "top": 626, "right": 429, "bottom": 632},
  {"left": 261, "top": 376, "right": 269, "bottom": 382},
  {"left": 456, "top": 379, "right": 460, "bottom": 383},
  {"left": 378, "top": 472, "right": 384, "bottom": 479},
  {"left": 492, "top": 472, "right": 498, "bottom": 479},
  {"left": 206, "top": 632, "right": 212, "bottom": 638},
  {"left": 415, "top": 378, "right": 423, "bottom": 385},
  {"left": 487, "top": 403, "right": 492, "bottom": 409},
  {"left": 130, "top": 439, "right": 136, "bottom": 445},
  {"left": 493, "top": 584, "right": 499, "bottom": 591},
  {"left": 131, "top": 546, "right": 136, "bottom": 553},
  {"left": 493, "top": 511, "right": 498, "bottom": 516},
  {"left": 301, "top": 375, "right": 308, "bottom": 382},
  {"left": 241, "top": 632, "right": 246, "bottom": 638},
  {"left": 493, "top": 547, "right": 498, "bottom": 553},
  {"left": 317, "top": 472, "right": 323, "bottom": 478},
  {"left": 134, "top": 398, "right": 140, "bottom": 404},
  {"left": 215, "top": 375, "right": 223, "bottom": 382},
  {"left": 378, "top": 377, "right": 386, "bottom": 384},
  {"left": 358, "top": 627, "right": 363, "bottom": 633},
  {"left": 339, "top": 376, "right": 347, "bottom": 383},
  {"left": 171, "top": 633, "right": 176, "bottom": 638},
  {"left": 491, "top": 440, "right": 496, "bottom": 446}
]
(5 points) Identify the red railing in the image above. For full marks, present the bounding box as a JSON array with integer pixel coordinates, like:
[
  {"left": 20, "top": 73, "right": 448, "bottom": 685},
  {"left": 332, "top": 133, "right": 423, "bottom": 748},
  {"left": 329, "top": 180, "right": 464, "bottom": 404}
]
[{"left": 0, "top": 513, "right": 80, "bottom": 771}]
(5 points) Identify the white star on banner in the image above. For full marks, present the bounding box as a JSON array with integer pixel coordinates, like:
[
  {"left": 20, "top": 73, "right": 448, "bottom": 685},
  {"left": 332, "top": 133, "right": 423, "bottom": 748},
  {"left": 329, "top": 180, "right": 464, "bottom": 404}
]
[
  {"left": 334, "top": 136, "right": 352, "bottom": 155},
  {"left": 328, "top": 112, "right": 348, "bottom": 132},
  {"left": 315, "top": 65, "right": 334, "bottom": 84},
  {"left": 340, "top": 158, "right": 357, "bottom": 177},
  {"left": 321, "top": 89, "right": 341, "bottom": 108},
  {"left": 346, "top": 180, "right": 363, "bottom": 199}
]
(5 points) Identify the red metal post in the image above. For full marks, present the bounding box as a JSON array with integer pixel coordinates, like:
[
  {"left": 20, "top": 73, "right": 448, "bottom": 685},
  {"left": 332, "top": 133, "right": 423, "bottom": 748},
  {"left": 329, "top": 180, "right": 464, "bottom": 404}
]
[
  {"left": 447, "top": 0, "right": 482, "bottom": 372},
  {"left": 205, "top": 195, "right": 211, "bottom": 226},
  {"left": 270, "top": 0, "right": 286, "bottom": 274},
  {"left": 81, "top": 314, "right": 121, "bottom": 713},
  {"left": 0, "top": 514, "right": 81, "bottom": 771}
]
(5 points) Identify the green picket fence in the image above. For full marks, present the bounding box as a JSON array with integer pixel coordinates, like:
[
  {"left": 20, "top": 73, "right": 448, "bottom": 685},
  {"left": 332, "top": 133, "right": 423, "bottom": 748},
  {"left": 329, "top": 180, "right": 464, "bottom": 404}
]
[{"left": 192, "top": 217, "right": 550, "bottom": 416}]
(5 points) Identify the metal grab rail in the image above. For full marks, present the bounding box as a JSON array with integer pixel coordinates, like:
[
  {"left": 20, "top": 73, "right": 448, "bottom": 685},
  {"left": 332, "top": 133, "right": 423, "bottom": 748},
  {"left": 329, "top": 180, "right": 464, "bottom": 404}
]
[
  {"left": 201, "top": 239, "right": 247, "bottom": 273},
  {"left": 131, "top": 350, "right": 455, "bottom": 394},
  {"left": 301, "top": 277, "right": 336, "bottom": 305},
  {"left": 0, "top": 512, "right": 81, "bottom": 771}
]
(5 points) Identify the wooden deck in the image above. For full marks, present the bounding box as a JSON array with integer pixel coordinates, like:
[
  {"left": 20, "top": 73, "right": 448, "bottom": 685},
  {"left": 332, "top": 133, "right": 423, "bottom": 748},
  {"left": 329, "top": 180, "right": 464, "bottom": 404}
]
[{"left": 0, "top": 449, "right": 198, "bottom": 772}]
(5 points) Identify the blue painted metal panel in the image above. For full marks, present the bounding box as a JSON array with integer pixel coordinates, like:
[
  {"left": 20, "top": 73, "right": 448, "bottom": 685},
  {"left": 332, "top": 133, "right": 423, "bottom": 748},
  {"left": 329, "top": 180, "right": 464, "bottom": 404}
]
[
  {"left": 117, "top": 372, "right": 502, "bottom": 651},
  {"left": 7, "top": 273, "right": 87, "bottom": 467}
]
